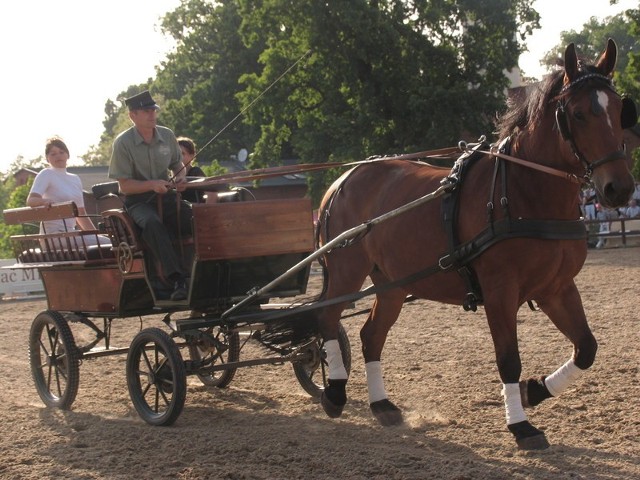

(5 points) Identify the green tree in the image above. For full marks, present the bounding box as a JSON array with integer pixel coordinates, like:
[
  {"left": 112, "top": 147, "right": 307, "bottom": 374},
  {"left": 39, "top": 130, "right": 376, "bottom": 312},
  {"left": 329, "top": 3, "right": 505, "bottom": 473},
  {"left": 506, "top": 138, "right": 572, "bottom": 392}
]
[
  {"left": 94, "top": 0, "right": 539, "bottom": 202},
  {"left": 540, "top": 11, "right": 638, "bottom": 75},
  {"left": 0, "top": 156, "right": 43, "bottom": 256},
  {"left": 617, "top": 6, "right": 640, "bottom": 179},
  {"left": 236, "top": 0, "right": 539, "bottom": 201},
  {"left": 153, "top": 0, "right": 263, "bottom": 169},
  {"left": 0, "top": 178, "right": 34, "bottom": 258}
]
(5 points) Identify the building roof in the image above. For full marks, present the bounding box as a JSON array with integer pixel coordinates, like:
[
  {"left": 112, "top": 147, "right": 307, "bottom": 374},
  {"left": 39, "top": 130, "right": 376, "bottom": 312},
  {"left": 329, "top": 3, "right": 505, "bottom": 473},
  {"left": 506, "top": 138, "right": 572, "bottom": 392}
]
[
  {"left": 13, "top": 166, "right": 111, "bottom": 192},
  {"left": 67, "top": 166, "right": 111, "bottom": 191},
  {"left": 14, "top": 159, "right": 308, "bottom": 193}
]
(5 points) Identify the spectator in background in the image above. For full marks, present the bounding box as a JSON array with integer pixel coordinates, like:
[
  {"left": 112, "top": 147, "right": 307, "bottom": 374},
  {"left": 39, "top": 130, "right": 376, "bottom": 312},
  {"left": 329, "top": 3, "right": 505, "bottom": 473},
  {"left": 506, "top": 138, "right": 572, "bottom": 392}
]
[
  {"left": 27, "top": 136, "right": 111, "bottom": 247},
  {"left": 582, "top": 186, "right": 597, "bottom": 220},
  {"left": 595, "top": 203, "right": 619, "bottom": 249},
  {"left": 621, "top": 198, "right": 640, "bottom": 218},
  {"left": 177, "top": 136, "right": 206, "bottom": 203}
]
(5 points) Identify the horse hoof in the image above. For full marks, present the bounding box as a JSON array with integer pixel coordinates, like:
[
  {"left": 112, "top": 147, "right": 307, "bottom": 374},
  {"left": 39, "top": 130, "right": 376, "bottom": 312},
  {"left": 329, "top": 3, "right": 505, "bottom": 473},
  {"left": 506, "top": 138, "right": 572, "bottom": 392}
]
[
  {"left": 321, "top": 391, "right": 344, "bottom": 418},
  {"left": 370, "top": 399, "right": 403, "bottom": 426},
  {"left": 320, "top": 379, "right": 347, "bottom": 418},
  {"left": 516, "top": 433, "right": 550, "bottom": 450},
  {"left": 508, "top": 421, "right": 550, "bottom": 450},
  {"left": 519, "top": 376, "right": 552, "bottom": 408}
]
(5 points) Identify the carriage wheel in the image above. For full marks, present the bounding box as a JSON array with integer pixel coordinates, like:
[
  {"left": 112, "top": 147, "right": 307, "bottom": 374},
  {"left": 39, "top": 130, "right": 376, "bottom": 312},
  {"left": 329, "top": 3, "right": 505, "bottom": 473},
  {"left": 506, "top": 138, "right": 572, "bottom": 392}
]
[
  {"left": 293, "top": 324, "right": 351, "bottom": 399},
  {"left": 187, "top": 328, "right": 240, "bottom": 388},
  {"left": 126, "top": 328, "right": 187, "bottom": 426},
  {"left": 29, "top": 310, "right": 80, "bottom": 410}
]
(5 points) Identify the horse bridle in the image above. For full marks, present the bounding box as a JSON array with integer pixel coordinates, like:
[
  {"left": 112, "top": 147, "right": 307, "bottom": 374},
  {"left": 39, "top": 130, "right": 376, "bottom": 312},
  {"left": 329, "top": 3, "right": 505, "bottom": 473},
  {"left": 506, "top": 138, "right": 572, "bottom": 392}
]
[{"left": 554, "top": 72, "right": 638, "bottom": 180}]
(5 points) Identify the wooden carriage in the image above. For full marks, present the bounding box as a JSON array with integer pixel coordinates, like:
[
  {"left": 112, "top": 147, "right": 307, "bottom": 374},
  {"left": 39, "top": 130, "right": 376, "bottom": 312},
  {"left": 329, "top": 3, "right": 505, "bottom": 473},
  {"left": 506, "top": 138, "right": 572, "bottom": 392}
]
[
  {"left": 2, "top": 192, "right": 351, "bottom": 426},
  {"left": 4, "top": 196, "right": 314, "bottom": 315}
]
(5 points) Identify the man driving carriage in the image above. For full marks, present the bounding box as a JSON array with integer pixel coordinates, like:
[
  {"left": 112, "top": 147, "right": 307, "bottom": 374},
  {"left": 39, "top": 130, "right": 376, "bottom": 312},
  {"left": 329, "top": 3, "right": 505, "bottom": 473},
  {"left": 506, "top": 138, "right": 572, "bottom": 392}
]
[{"left": 108, "top": 90, "right": 192, "bottom": 301}]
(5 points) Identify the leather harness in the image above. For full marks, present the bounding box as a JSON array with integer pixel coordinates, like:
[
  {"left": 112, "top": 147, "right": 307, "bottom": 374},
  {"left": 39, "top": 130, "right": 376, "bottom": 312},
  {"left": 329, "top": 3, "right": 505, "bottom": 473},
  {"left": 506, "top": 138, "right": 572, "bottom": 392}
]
[{"left": 437, "top": 139, "right": 587, "bottom": 311}]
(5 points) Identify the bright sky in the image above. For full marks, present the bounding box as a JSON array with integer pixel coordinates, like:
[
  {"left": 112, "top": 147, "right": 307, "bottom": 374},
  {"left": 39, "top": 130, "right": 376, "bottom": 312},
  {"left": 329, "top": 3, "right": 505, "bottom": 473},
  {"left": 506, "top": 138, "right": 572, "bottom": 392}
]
[{"left": 0, "top": 0, "right": 637, "bottom": 174}]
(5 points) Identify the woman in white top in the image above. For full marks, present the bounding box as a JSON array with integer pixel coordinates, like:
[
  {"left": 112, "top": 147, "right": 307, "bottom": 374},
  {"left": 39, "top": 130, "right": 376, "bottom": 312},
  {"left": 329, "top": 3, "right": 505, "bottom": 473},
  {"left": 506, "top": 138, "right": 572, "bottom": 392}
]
[{"left": 27, "top": 136, "right": 111, "bottom": 247}]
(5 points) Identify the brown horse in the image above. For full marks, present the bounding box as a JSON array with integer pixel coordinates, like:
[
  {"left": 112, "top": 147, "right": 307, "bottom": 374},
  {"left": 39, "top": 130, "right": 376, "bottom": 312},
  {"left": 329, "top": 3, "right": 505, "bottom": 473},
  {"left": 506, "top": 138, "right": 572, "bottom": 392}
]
[{"left": 315, "top": 39, "right": 636, "bottom": 450}]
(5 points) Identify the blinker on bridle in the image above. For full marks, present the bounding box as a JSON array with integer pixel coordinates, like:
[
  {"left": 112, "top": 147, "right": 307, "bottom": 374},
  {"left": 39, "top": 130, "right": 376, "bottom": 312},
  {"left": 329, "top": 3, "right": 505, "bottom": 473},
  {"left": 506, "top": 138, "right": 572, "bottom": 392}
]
[{"left": 555, "top": 72, "right": 638, "bottom": 180}]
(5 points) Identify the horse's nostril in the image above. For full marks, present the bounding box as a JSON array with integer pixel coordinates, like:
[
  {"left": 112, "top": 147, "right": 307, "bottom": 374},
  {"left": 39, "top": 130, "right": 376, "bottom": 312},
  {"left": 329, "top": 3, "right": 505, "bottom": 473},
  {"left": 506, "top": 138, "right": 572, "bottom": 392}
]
[
  {"left": 603, "top": 183, "right": 615, "bottom": 198},
  {"left": 602, "top": 182, "right": 633, "bottom": 208}
]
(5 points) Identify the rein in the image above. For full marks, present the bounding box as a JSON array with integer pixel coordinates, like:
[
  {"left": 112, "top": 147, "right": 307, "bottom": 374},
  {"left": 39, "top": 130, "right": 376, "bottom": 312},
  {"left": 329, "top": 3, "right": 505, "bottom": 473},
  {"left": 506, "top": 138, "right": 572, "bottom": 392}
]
[
  {"left": 219, "top": 138, "right": 593, "bottom": 318},
  {"left": 185, "top": 146, "right": 462, "bottom": 189},
  {"left": 186, "top": 136, "right": 605, "bottom": 191},
  {"left": 480, "top": 146, "right": 584, "bottom": 184}
]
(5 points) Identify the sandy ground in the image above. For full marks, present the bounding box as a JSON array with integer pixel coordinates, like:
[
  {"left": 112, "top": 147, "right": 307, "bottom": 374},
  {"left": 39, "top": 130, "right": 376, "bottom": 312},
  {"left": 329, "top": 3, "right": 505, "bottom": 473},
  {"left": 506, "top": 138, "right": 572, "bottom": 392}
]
[{"left": 0, "top": 247, "right": 638, "bottom": 480}]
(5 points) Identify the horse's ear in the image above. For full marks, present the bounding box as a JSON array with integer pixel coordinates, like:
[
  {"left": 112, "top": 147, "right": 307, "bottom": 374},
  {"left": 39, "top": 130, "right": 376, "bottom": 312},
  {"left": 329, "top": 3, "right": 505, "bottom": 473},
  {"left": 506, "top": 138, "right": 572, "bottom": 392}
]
[
  {"left": 595, "top": 38, "right": 617, "bottom": 77},
  {"left": 563, "top": 43, "right": 579, "bottom": 85}
]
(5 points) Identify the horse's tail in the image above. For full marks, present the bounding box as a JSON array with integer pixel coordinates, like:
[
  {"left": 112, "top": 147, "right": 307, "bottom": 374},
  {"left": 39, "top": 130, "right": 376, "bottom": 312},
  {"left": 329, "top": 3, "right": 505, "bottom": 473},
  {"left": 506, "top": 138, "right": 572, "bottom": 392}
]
[
  {"left": 314, "top": 165, "right": 363, "bottom": 301},
  {"left": 314, "top": 191, "right": 335, "bottom": 301}
]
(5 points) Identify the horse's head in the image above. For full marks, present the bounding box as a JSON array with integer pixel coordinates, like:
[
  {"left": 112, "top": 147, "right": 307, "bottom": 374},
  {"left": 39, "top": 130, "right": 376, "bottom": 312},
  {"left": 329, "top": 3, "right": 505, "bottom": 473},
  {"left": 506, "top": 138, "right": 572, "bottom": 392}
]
[{"left": 556, "top": 38, "right": 637, "bottom": 208}]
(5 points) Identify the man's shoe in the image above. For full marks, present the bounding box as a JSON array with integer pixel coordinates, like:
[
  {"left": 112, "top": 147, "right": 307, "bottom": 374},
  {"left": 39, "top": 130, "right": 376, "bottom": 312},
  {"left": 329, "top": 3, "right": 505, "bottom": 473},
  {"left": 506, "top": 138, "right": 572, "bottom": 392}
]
[{"left": 170, "top": 279, "right": 188, "bottom": 301}]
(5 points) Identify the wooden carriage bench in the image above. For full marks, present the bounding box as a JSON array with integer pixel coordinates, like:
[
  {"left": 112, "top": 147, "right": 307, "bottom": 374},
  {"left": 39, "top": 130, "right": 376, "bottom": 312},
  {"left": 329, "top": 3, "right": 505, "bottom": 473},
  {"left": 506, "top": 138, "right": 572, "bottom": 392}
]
[
  {"left": 2, "top": 202, "right": 151, "bottom": 314},
  {"left": 2, "top": 201, "right": 115, "bottom": 266},
  {"left": 2, "top": 196, "right": 315, "bottom": 314}
]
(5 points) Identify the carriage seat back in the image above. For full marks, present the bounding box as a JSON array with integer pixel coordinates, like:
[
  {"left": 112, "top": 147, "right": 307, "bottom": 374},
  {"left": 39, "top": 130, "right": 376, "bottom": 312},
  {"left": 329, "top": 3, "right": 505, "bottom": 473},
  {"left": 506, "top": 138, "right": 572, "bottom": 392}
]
[
  {"left": 18, "top": 244, "right": 115, "bottom": 263},
  {"left": 3, "top": 202, "right": 115, "bottom": 265},
  {"left": 101, "top": 209, "right": 142, "bottom": 250},
  {"left": 3, "top": 201, "right": 78, "bottom": 225}
]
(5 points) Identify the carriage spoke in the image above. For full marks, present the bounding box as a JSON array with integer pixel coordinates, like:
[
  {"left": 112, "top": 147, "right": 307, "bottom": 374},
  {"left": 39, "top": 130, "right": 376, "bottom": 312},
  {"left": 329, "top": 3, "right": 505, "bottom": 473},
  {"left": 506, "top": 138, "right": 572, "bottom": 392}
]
[
  {"left": 154, "top": 384, "right": 160, "bottom": 413},
  {"left": 53, "top": 362, "right": 64, "bottom": 397},
  {"left": 38, "top": 336, "right": 51, "bottom": 359},
  {"left": 157, "top": 387, "right": 170, "bottom": 409},
  {"left": 140, "top": 376, "right": 151, "bottom": 396},
  {"left": 141, "top": 349, "right": 153, "bottom": 371}
]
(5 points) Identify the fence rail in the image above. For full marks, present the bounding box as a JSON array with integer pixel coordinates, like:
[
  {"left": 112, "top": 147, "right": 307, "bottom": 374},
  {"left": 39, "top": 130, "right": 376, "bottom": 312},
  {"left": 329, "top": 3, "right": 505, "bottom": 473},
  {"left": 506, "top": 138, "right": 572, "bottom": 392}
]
[{"left": 584, "top": 218, "right": 640, "bottom": 248}]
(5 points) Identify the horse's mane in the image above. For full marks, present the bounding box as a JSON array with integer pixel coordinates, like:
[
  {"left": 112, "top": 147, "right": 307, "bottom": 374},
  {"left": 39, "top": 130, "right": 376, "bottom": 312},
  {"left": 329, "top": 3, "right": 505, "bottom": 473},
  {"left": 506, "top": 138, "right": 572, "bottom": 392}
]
[{"left": 495, "top": 70, "right": 564, "bottom": 139}]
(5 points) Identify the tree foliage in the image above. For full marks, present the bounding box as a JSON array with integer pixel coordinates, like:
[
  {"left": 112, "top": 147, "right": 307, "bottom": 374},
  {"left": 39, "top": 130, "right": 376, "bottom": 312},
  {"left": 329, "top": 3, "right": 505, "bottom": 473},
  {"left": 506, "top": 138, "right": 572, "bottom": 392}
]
[
  {"left": 617, "top": 6, "right": 640, "bottom": 179},
  {"left": 235, "top": 0, "right": 538, "bottom": 200},
  {"left": 154, "top": 0, "right": 263, "bottom": 167},
  {"left": 90, "top": 0, "right": 539, "bottom": 202},
  {"left": 0, "top": 178, "right": 34, "bottom": 258},
  {"left": 540, "top": 12, "right": 638, "bottom": 75},
  {"left": 617, "top": 7, "right": 640, "bottom": 101}
]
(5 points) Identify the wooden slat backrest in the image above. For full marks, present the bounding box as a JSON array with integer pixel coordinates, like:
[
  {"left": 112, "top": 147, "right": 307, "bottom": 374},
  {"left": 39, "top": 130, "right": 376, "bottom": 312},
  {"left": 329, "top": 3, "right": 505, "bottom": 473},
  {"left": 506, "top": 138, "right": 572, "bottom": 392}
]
[
  {"left": 101, "top": 209, "right": 141, "bottom": 250},
  {"left": 2, "top": 202, "right": 78, "bottom": 225}
]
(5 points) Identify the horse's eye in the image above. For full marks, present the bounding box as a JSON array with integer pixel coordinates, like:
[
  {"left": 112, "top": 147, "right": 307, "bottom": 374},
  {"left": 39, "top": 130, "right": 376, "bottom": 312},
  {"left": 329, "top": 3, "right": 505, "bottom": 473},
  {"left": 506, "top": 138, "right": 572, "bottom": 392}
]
[{"left": 574, "top": 111, "right": 586, "bottom": 121}]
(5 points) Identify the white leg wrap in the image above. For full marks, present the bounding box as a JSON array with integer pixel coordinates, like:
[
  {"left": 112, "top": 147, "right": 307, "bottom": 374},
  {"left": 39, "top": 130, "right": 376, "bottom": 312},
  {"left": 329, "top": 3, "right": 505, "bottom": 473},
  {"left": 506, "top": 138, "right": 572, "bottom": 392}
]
[
  {"left": 502, "top": 383, "right": 528, "bottom": 425},
  {"left": 545, "top": 358, "right": 584, "bottom": 397},
  {"left": 365, "top": 361, "right": 387, "bottom": 403},
  {"left": 324, "top": 339, "right": 348, "bottom": 380}
]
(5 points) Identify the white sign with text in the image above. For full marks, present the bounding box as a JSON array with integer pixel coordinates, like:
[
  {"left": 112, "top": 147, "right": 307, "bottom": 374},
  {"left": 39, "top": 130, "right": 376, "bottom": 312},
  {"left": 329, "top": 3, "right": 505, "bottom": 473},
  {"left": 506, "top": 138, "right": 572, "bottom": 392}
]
[{"left": 0, "top": 259, "right": 44, "bottom": 298}]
